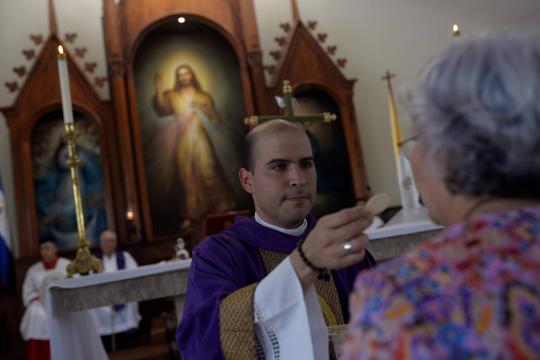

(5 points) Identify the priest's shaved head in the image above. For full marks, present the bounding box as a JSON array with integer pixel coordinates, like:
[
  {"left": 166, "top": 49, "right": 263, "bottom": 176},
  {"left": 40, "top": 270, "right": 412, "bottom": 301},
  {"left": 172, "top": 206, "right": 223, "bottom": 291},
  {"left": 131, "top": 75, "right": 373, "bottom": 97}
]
[
  {"left": 239, "top": 119, "right": 317, "bottom": 228},
  {"left": 243, "top": 119, "right": 306, "bottom": 171}
]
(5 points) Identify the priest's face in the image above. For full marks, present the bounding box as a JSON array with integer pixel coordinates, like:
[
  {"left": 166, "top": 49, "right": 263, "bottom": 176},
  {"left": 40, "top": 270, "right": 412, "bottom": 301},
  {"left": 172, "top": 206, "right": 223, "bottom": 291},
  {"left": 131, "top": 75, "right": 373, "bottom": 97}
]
[{"left": 240, "top": 128, "right": 317, "bottom": 228}]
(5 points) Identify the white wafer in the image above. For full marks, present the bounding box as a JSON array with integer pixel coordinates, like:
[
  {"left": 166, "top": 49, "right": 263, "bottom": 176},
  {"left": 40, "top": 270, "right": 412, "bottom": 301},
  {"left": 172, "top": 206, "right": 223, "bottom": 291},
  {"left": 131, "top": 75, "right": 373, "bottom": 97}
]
[{"left": 365, "top": 193, "right": 390, "bottom": 215}]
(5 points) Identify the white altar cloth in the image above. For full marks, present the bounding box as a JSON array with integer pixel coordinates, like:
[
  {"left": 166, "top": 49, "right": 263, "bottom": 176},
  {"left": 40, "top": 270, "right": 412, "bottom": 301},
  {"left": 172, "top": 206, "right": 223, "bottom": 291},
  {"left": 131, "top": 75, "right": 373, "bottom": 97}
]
[
  {"left": 366, "top": 207, "right": 442, "bottom": 240},
  {"left": 45, "top": 259, "right": 191, "bottom": 360}
]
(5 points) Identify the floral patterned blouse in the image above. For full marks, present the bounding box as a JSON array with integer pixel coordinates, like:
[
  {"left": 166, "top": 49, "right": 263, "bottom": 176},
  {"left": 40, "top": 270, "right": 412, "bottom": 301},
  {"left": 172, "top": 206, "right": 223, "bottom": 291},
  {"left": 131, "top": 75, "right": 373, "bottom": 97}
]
[{"left": 341, "top": 205, "right": 540, "bottom": 360}]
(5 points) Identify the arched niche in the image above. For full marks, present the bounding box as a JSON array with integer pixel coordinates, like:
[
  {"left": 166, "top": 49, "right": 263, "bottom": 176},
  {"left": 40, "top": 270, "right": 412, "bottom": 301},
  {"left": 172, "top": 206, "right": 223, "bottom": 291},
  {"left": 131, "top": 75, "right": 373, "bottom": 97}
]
[
  {"left": 293, "top": 86, "right": 357, "bottom": 216},
  {"left": 129, "top": 16, "right": 250, "bottom": 240},
  {"left": 30, "top": 109, "right": 108, "bottom": 251}
]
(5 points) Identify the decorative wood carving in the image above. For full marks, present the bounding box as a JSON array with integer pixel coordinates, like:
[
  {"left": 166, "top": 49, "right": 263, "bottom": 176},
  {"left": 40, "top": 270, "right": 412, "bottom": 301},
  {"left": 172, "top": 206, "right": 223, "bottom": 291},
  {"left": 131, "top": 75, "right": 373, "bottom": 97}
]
[
  {"left": 94, "top": 76, "right": 107, "bottom": 87},
  {"left": 74, "top": 47, "right": 87, "bottom": 58},
  {"left": 279, "top": 22, "right": 291, "bottom": 33},
  {"left": 4, "top": 81, "right": 18, "bottom": 92},
  {"left": 317, "top": 33, "right": 327, "bottom": 43},
  {"left": 337, "top": 58, "right": 347, "bottom": 68},
  {"left": 84, "top": 62, "right": 97, "bottom": 73},
  {"left": 30, "top": 34, "right": 44, "bottom": 45},
  {"left": 64, "top": 32, "right": 77, "bottom": 43},
  {"left": 0, "top": 34, "right": 118, "bottom": 258},
  {"left": 102, "top": 0, "right": 268, "bottom": 246},
  {"left": 269, "top": 50, "right": 282, "bottom": 60},
  {"left": 13, "top": 66, "right": 26, "bottom": 77},
  {"left": 274, "top": 36, "right": 287, "bottom": 46},
  {"left": 22, "top": 49, "right": 35, "bottom": 60},
  {"left": 326, "top": 45, "right": 337, "bottom": 55},
  {"left": 268, "top": 20, "right": 370, "bottom": 201},
  {"left": 307, "top": 20, "right": 318, "bottom": 30}
]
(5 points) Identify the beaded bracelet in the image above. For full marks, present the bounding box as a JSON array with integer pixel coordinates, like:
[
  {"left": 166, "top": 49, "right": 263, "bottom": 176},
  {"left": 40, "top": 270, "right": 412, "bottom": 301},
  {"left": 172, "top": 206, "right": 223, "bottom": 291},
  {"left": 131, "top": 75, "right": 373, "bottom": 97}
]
[{"left": 297, "top": 238, "right": 331, "bottom": 281}]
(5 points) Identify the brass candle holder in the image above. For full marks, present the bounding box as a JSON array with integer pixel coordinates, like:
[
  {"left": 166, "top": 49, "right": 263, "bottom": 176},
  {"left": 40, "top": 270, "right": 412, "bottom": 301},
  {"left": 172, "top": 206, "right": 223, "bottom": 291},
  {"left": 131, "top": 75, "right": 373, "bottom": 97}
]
[{"left": 64, "top": 123, "right": 103, "bottom": 277}]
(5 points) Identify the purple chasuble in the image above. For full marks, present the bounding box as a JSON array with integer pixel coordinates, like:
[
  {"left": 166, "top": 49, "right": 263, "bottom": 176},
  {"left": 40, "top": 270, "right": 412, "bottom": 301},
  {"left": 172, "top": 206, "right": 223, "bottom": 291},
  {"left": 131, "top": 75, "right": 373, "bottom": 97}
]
[{"left": 176, "top": 215, "right": 376, "bottom": 360}]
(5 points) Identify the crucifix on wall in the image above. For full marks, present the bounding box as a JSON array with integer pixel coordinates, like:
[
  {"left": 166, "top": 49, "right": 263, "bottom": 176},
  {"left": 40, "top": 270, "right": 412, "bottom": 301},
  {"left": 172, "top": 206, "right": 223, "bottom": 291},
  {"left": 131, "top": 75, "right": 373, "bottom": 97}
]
[{"left": 244, "top": 80, "right": 337, "bottom": 126}]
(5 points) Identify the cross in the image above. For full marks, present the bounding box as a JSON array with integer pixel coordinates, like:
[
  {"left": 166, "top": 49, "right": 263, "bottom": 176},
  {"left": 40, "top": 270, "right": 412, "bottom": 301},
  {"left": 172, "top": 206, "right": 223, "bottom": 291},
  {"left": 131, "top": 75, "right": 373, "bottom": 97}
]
[
  {"left": 381, "top": 70, "right": 395, "bottom": 92},
  {"left": 244, "top": 80, "right": 337, "bottom": 126}
]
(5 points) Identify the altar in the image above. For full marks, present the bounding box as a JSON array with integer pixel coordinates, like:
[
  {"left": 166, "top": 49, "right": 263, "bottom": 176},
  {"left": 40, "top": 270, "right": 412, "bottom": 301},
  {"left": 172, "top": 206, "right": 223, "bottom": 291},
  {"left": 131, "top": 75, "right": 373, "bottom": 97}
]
[
  {"left": 366, "top": 207, "right": 443, "bottom": 261},
  {"left": 45, "top": 259, "right": 191, "bottom": 360},
  {"left": 43, "top": 209, "right": 440, "bottom": 360}
]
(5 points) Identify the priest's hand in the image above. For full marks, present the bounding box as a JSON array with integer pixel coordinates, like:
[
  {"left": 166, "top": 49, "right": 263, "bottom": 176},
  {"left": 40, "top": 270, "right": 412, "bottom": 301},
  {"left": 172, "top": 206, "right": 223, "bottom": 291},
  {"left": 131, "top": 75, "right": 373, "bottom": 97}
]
[{"left": 290, "top": 205, "right": 374, "bottom": 291}]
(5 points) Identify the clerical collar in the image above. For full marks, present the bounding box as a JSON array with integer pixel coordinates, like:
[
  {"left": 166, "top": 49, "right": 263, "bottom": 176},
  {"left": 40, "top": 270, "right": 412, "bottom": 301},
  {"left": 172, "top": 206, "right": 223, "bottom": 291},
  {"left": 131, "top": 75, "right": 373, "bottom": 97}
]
[{"left": 254, "top": 213, "right": 307, "bottom": 236}]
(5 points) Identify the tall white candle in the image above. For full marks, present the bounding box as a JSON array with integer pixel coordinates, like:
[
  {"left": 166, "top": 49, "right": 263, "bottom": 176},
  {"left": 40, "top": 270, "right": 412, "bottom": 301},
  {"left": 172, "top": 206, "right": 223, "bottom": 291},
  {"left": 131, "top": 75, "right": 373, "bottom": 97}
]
[{"left": 57, "top": 45, "right": 74, "bottom": 124}]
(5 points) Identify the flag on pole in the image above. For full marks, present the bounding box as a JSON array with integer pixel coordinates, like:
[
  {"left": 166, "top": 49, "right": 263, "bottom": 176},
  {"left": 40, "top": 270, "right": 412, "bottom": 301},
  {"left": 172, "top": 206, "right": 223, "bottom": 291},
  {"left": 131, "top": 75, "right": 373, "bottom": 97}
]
[
  {"left": 0, "top": 171, "right": 14, "bottom": 289},
  {"left": 383, "top": 71, "right": 421, "bottom": 210}
]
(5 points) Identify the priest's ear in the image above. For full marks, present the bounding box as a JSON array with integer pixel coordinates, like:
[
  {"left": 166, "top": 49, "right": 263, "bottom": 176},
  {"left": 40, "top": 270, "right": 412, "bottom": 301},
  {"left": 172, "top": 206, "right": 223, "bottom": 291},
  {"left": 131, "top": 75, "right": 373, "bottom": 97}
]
[{"left": 239, "top": 167, "right": 254, "bottom": 194}]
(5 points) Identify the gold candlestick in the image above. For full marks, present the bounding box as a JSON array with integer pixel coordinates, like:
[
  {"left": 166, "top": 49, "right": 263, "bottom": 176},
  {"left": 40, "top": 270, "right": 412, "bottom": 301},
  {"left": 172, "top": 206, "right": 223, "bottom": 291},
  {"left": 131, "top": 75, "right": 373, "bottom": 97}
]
[{"left": 64, "top": 123, "right": 103, "bottom": 277}]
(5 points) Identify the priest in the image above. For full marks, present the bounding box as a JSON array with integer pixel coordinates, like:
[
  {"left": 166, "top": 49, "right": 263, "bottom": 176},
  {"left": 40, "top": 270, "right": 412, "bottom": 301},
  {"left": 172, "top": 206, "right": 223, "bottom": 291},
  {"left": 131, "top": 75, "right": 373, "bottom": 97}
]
[{"left": 177, "top": 119, "right": 376, "bottom": 359}]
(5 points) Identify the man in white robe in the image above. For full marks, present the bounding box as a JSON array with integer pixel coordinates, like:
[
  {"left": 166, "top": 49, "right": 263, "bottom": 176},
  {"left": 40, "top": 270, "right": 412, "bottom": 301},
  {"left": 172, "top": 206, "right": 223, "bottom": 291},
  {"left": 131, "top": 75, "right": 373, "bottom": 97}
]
[
  {"left": 20, "top": 240, "right": 70, "bottom": 360},
  {"left": 90, "top": 230, "right": 140, "bottom": 351}
]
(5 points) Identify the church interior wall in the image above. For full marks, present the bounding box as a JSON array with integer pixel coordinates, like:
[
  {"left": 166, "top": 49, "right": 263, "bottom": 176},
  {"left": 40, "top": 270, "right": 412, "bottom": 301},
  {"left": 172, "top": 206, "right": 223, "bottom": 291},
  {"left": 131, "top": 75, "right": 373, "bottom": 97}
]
[{"left": 0, "top": 0, "right": 539, "bottom": 255}]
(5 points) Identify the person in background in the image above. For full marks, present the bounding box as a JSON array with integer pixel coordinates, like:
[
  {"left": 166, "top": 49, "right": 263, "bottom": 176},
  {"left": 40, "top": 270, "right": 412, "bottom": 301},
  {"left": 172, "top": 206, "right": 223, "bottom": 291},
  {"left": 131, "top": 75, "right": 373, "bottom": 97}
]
[
  {"left": 20, "top": 239, "right": 70, "bottom": 360},
  {"left": 342, "top": 30, "right": 540, "bottom": 359},
  {"left": 91, "top": 230, "right": 140, "bottom": 352}
]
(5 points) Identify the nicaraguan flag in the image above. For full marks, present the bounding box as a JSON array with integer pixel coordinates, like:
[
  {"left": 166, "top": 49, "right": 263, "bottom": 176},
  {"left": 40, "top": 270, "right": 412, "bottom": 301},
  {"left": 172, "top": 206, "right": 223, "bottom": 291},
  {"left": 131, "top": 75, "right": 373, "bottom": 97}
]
[{"left": 0, "top": 172, "right": 14, "bottom": 289}]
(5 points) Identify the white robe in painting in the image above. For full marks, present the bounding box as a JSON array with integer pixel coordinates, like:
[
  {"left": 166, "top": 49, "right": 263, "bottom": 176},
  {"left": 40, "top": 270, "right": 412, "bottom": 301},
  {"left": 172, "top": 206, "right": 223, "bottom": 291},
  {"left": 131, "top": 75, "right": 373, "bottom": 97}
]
[
  {"left": 90, "top": 251, "right": 141, "bottom": 335},
  {"left": 20, "top": 258, "right": 70, "bottom": 340}
]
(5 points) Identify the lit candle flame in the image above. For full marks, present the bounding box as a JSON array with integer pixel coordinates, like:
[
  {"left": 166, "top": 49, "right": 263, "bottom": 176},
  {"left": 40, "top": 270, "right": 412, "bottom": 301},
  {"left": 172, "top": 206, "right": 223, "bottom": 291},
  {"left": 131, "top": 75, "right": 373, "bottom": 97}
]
[
  {"left": 452, "top": 24, "right": 461, "bottom": 37},
  {"left": 126, "top": 210, "right": 134, "bottom": 221},
  {"left": 58, "top": 45, "right": 64, "bottom": 54}
]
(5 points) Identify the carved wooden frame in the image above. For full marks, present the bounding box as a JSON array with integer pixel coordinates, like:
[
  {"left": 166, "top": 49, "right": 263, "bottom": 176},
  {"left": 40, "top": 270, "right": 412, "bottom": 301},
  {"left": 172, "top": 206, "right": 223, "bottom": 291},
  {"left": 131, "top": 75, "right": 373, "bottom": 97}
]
[
  {"left": 268, "top": 20, "right": 370, "bottom": 201},
  {"left": 103, "top": 0, "right": 267, "bottom": 242},
  {"left": 0, "top": 35, "right": 118, "bottom": 257}
]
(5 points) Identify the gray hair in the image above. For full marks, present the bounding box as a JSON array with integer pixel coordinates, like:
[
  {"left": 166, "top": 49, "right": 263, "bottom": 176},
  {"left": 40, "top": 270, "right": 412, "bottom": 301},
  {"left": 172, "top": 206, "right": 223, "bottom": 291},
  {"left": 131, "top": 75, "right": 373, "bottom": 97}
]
[{"left": 410, "top": 30, "right": 540, "bottom": 199}]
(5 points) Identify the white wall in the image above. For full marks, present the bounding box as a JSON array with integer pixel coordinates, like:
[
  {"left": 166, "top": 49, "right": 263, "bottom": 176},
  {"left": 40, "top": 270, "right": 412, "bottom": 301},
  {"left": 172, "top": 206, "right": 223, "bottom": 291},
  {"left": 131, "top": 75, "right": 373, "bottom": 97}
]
[
  {"left": 1, "top": 0, "right": 539, "bottom": 255},
  {"left": 255, "top": 0, "right": 540, "bottom": 206}
]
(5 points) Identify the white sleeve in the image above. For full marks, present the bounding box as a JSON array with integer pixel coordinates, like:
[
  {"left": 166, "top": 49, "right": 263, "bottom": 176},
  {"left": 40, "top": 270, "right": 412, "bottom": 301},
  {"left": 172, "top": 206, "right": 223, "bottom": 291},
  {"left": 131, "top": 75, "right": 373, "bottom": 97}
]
[
  {"left": 253, "top": 257, "right": 328, "bottom": 360},
  {"left": 123, "top": 251, "right": 138, "bottom": 270},
  {"left": 22, "top": 265, "right": 38, "bottom": 307}
]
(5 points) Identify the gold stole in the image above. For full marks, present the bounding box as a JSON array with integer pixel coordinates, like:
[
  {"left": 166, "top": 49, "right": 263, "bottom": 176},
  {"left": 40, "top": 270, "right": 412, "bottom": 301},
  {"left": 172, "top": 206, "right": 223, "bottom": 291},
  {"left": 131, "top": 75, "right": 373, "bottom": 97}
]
[{"left": 220, "top": 248, "right": 345, "bottom": 359}]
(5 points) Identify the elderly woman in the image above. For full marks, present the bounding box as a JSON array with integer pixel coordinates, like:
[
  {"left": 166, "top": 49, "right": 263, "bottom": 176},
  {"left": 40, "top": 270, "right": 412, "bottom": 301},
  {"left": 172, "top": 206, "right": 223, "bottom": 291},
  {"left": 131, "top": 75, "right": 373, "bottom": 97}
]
[{"left": 341, "top": 31, "right": 540, "bottom": 359}]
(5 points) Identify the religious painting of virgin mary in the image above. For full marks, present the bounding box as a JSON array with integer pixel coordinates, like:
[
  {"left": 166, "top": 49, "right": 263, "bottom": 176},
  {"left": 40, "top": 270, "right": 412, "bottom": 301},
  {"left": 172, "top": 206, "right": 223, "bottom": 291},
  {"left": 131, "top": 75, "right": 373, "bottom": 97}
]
[
  {"left": 31, "top": 111, "right": 107, "bottom": 250},
  {"left": 134, "top": 19, "right": 249, "bottom": 237}
]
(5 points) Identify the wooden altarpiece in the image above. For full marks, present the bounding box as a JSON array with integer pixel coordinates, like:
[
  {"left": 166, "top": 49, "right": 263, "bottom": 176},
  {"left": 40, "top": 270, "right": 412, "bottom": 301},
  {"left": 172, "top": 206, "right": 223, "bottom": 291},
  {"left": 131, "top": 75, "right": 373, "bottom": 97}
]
[
  {"left": 103, "top": 0, "right": 370, "bottom": 245},
  {"left": 268, "top": 19, "right": 370, "bottom": 201},
  {"left": 0, "top": 35, "right": 119, "bottom": 258},
  {"left": 102, "top": 0, "right": 269, "bottom": 243}
]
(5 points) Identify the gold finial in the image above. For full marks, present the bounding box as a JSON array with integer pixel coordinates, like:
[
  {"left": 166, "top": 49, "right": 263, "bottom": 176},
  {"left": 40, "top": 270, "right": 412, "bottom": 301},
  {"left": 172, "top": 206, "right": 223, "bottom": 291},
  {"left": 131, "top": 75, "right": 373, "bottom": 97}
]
[
  {"left": 323, "top": 113, "right": 337, "bottom": 123},
  {"left": 282, "top": 80, "right": 292, "bottom": 94},
  {"left": 244, "top": 116, "right": 260, "bottom": 126}
]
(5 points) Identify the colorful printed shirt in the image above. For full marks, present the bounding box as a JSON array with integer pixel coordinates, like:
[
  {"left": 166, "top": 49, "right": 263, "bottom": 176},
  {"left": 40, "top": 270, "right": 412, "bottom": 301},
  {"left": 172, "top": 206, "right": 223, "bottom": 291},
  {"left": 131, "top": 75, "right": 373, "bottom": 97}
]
[{"left": 341, "top": 205, "right": 540, "bottom": 360}]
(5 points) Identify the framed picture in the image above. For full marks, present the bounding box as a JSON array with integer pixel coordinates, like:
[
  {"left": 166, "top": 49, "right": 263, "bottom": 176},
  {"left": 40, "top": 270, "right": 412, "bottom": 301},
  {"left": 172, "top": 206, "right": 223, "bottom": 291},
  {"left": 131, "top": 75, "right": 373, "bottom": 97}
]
[
  {"left": 31, "top": 110, "right": 108, "bottom": 250},
  {"left": 294, "top": 88, "right": 357, "bottom": 216},
  {"left": 132, "top": 20, "right": 250, "bottom": 237}
]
